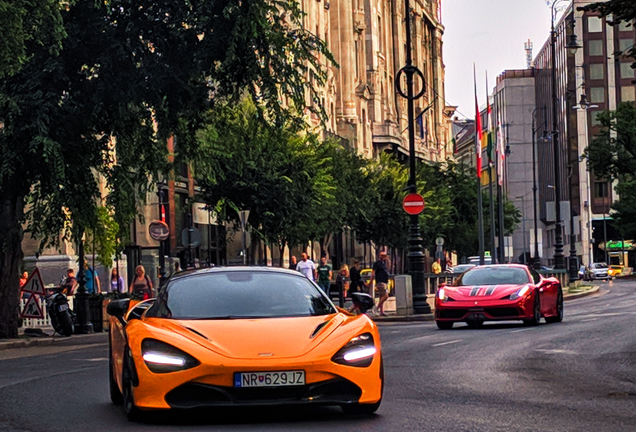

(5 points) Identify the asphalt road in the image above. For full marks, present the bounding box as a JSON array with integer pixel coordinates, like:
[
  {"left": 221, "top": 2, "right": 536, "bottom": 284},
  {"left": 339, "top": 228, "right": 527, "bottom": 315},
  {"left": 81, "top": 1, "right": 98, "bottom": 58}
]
[{"left": 1, "top": 279, "right": 635, "bottom": 432}]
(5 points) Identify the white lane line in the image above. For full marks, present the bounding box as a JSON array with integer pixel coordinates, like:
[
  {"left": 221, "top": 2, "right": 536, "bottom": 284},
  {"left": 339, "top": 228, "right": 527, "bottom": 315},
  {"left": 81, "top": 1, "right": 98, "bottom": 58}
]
[
  {"left": 581, "top": 318, "right": 599, "bottom": 322},
  {"left": 535, "top": 349, "right": 578, "bottom": 355},
  {"left": 85, "top": 358, "right": 108, "bottom": 362},
  {"left": 510, "top": 328, "right": 533, "bottom": 333},
  {"left": 432, "top": 340, "right": 462, "bottom": 347}
]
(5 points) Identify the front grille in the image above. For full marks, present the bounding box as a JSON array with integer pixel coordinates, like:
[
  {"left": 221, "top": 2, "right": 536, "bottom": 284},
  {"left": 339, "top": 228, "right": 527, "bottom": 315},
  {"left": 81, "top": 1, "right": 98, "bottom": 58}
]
[
  {"left": 165, "top": 379, "right": 362, "bottom": 409},
  {"left": 484, "top": 307, "right": 519, "bottom": 318},
  {"left": 437, "top": 309, "right": 468, "bottom": 319}
]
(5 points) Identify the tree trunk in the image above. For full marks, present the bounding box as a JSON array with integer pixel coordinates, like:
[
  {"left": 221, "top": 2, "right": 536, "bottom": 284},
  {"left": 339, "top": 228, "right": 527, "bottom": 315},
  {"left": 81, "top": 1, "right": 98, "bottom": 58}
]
[
  {"left": 0, "top": 192, "right": 25, "bottom": 339},
  {"left": 279, "top": 241, "right": 286, "bottom": 268}
]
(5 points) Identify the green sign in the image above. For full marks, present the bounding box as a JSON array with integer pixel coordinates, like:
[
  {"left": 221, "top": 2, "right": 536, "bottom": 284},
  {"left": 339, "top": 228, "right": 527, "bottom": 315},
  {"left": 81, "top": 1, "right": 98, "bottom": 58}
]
[
  {"left": 605, "top": 240, "right": 634, "bottom": 251},
  {"left": 484, "top": 251, "right": 491, "bottom": 257}
]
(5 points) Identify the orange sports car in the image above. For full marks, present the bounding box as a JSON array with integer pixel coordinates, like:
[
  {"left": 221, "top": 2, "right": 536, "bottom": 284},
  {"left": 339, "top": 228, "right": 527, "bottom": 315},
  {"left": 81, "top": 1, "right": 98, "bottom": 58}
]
[{"left": 107, "top": 267, "right": 383, "bottom": 420}]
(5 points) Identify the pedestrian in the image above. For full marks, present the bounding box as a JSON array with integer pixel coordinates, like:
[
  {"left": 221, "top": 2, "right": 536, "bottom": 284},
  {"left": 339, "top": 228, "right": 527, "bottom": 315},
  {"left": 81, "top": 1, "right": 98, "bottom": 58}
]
[
  {"left": 84, "top": 260, "right": 100, "bottom": 294},
  {"left": 289, "top": 255, "right": 298, "bottom": 271},
  {"left": 370, "top": 251, "right": 390, "bottom": 316},
  {"left": 61, "top": 268, "right": 77, "bottom": 295},
  {"left": 432, "top": 258, "right": 442, "bottom": 275},
  {"left": 19, "top": 271, "right": 28, "bottom": 287},
  {"left": 316, "top": 256, "right": 332, "bottom": 293},
  {"left": 110, "top": 268, "right": 126, "bottom": 293},
  {"left": 296, "top": 252, "right": 316, "bottom": 282},
  {"left": 130, "top": 265, "right": 153, "bottom": 299},
  {"left": 349, "top": 259, "right": 364, "bottom": 294},
  {"left": 336, "top": 264, "right": 350, "bottom": 298}
]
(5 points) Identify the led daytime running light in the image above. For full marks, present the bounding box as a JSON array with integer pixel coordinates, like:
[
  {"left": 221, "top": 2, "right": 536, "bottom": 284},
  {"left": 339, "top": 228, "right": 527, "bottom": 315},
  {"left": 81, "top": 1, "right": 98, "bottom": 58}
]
[
  {"left": 343, "top": 346, "right": 377, "bottom": 362},
  {"left": 142, "top": 352, "right": 186, "bottom": 366},
  {"left": 438, "top": 288, "right": 446, "bottom": 301}
]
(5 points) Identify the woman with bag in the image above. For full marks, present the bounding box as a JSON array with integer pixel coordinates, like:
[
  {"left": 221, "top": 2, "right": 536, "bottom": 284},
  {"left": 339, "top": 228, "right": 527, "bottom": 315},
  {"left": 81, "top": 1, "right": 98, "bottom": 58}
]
[{"left": 130, "top": 265, "right": 153, "bottom": 300}]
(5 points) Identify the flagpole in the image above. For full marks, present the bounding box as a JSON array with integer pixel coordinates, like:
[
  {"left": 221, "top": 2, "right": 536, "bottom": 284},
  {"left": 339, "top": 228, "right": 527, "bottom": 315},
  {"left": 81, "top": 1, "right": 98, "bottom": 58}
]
[
  {"left": 474, "top": 65, "right": 485, "bottom": 266},
  {"left": 486, "top": 73, "right": 497, "bottom": 264},
  {"left": 497, "top": 125, "right": 506, "bottom": 263}
]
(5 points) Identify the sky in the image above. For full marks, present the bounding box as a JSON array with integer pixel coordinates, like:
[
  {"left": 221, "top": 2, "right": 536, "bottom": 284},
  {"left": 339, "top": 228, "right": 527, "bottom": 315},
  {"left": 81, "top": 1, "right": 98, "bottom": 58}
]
[{"left": 442, "top": 0, "right": 561, "bottom": 119}]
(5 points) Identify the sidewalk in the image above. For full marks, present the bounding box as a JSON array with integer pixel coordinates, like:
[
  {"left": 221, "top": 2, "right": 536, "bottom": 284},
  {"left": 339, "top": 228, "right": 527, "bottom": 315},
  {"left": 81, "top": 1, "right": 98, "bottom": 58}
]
[
  {"left": 369, "top": 284, "right": 601, "bottom": 323},
  {"left": 0, "top": 327, "right": 108, "bottom": 351}
]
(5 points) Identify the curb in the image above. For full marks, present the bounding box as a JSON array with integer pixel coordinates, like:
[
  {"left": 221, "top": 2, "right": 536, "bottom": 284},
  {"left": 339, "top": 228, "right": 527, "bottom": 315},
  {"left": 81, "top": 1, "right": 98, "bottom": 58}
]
[
  {"left": 0, "top": 331, "right": 108, "bottom": 352},
  {"left": 564, "top": 285, "right": 600, "bottom": 301}
]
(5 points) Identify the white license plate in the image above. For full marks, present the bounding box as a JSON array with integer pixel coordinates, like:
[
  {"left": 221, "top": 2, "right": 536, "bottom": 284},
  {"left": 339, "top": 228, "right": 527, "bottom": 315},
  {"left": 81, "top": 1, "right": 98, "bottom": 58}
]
[
  {"left": 234, "top": 371, "right": 305, "bottom": 388},
  {"left": 58, "top": 304, "right": 69, "bottom": 312}
]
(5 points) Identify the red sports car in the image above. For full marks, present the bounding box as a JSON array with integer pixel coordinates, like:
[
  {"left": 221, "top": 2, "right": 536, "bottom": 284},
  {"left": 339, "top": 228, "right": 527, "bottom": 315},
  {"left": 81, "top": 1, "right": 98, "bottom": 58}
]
[{"left": 435, "top": 264, "right": 563, "bottom": 329}]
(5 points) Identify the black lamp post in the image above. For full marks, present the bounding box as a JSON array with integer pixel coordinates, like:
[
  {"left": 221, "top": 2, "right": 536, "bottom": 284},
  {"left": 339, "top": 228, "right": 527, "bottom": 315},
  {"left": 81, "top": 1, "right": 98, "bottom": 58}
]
[
  {"left": 74, "top": 231, "right": 93, "bottom": 334},
  {"left": 395, "top": 0, "right": 430, "bottom": 314},
  {"left": 157, "top": 187, "right": 167, "bottom": 285},
  {"left": 548, "top": 0, "right": 580, "bottom": 269}
]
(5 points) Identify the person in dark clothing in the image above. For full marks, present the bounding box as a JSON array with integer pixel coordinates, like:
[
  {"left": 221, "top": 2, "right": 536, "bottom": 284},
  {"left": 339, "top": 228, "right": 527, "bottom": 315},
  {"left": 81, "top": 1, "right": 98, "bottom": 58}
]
[
  {"left": 370, "top": 251, "right": 390, "bottom": 316},
  {"left": 349, "top": 259, "right": 364, "bottom": 294},
  {"left": 289, "top": 255, "right": 297, "bottom": 271}
]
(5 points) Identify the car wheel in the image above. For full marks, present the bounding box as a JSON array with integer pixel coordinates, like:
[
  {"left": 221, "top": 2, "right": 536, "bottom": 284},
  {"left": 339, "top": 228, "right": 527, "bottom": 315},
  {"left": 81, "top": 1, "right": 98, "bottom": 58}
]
[
  {"left": 545, "top": 289, "right": 563, "bottom": 323},
  {"left": 436, "top": 321, "right": 453, "bottom": 330},
  {"left": 523, "top": 292, "right": 541, "bottom": 326},
  {"left": 466, "top": 320, "right": 484, "bottom": 329},
  {"left": 122, "top": 349, "right": 144, "bottom": 421},
  {"left": 109, "top": 339, "right": 123, "bottom": 405}
]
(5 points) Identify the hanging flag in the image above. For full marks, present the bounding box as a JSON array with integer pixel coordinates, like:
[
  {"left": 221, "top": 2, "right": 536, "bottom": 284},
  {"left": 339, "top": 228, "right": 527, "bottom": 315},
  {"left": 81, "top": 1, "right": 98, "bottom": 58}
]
[
  {"left": 485, "top": 74, "right": 494, "bottom": 165},
  {"left": 416, "top": 112, "right": 425, "bottom": 140},
  {"left": 496, "top": 113, "right": 505, "bottom": 186},
  {"left": 473, "top": 65, "right": 482, "bottom": 178}
]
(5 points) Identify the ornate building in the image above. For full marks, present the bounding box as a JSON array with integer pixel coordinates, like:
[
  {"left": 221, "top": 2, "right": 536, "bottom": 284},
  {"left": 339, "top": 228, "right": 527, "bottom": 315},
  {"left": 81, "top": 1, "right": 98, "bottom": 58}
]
[{"left": 305, "top": 0, "right": 451, "bottom": 162}]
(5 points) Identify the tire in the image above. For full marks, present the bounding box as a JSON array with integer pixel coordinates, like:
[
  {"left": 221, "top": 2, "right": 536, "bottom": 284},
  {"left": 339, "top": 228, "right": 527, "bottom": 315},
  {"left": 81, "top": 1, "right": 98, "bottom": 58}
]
[
  {"left": 343, "top": 357, "right": 383, "bottom": 416},
  {"left": 466, "top": 320, "right": 484, "bottom": 329},
  {"left": 109, "top": 339, "right": 123, "bottom": 405},
  {"left": 523, "top": 292, "right": 541, "bottom": 326},
  {"left": 122, "top": 349, "right": 144, "bottom": 421},
  {"left": 436, "top": 320, "right": 454, "bottom": 330},
  {"left": 545, "top": 289, "right": 564, "bottom": 323},
  {"left": 58, "top": 309, "right": 74, "bottom": 336}
]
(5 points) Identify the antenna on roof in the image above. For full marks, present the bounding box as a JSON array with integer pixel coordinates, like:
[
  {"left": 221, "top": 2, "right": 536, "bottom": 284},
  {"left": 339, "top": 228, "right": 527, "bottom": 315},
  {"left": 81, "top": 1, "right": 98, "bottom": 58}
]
[{"left": 524, "top": 39, "right": 534, "bottom": 69}]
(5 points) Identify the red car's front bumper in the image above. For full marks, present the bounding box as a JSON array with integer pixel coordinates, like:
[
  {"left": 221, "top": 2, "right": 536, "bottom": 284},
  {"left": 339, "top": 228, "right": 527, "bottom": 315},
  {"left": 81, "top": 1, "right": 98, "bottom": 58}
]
[{"left": 435, "top": 292, "right": 536, "bottom": 322}]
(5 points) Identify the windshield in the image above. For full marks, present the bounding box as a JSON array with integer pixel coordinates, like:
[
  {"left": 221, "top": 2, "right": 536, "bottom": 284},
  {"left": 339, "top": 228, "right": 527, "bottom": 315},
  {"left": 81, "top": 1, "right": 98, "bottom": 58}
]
[
  {"left": 590, "top": 263, "right": 608, "bottom": 269},
  {"left": 454, "top": 266, "right": 530, "bottom": 286},
  {"left": 147, "top": 271, "right": 336, "bottom": 319}
]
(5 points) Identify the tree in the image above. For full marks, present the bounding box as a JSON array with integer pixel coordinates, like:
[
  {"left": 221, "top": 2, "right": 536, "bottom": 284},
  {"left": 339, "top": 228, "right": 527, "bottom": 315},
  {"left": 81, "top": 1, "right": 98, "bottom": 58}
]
[{"left": 0, "top": 0, "right": 333, "bottom": 338}]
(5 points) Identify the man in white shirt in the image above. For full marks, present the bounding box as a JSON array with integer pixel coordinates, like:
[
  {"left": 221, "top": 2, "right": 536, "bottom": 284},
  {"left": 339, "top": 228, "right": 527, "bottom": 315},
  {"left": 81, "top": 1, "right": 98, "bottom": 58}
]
[{"left": 296, "top": 252, "right": 317, "bottom": 281}]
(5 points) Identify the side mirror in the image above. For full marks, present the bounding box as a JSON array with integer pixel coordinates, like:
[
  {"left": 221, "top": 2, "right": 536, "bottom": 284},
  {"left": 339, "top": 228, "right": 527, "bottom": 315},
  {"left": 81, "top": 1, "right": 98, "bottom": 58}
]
[
  {"left": 127, "top": 299, "right": 155, "bottom": 321},
  {"left": 107, "top": 299, "right": 130, "bottom": 319},
  {"left": 351, "top": 292, "right": 374, "bottom": 314}
]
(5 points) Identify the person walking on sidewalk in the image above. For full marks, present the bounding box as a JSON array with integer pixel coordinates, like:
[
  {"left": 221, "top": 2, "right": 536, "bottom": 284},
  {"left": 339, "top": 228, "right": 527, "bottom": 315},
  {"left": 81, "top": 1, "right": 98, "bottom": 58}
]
[
  {"left": 432, "top": 258, "right": 442, "bottom": 275},
  {"left": 370, "top": 251, "right": 390, "bottom": 316},
  {"left": 84, "top": 260, "right": 100, "bottom": 294},
  {"left": 110, "top": 268, "right": 126, "bottom": 293},
  {"left": 296, "top": 253, "right": 316, "bottom": 282},
  {"left": 130, "top": 265, "right": 153, "bottom": 299},
  {"left": 316, "top": 256, "right": 332, "bottom": 293},
  {"left": 289, "top": 255, "right": 298, "bottom": 271},
  {"left": 349, "top": 259, "right": 364, "bottom": 294}
]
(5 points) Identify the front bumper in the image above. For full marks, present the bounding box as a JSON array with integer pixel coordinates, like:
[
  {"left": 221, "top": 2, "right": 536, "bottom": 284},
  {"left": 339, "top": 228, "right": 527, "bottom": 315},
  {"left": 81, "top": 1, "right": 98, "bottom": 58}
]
[
  {"left": 129, "top": 345, "right": 382, "bottom": 410},
  {"left": 435, "top": 294, "right": 535, "bottom": 322},
  {"left": 589, "top": 273, "right": 611, "bottom": 280}
]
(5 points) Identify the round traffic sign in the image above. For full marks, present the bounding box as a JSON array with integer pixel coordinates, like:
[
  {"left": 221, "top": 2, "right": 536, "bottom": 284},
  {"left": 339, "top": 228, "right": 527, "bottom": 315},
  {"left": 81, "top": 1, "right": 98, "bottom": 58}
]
[
  {"left": 402, "top": 193, "right": 425, "bottom": 215},
  {"left": 436, "top": 237, "right": 445, "bottom": 246},
  {"left": 149, "top": 221, "right": 170, "bottom": 241}
]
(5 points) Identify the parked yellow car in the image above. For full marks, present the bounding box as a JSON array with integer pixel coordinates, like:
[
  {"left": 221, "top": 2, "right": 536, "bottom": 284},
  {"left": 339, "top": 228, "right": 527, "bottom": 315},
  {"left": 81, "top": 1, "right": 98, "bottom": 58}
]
[
  {"left": 360, "top": 269, "right": 395, "bottom": 296},
  {"left": 608, "top": 265, "right": 624, "bottom": 277}
]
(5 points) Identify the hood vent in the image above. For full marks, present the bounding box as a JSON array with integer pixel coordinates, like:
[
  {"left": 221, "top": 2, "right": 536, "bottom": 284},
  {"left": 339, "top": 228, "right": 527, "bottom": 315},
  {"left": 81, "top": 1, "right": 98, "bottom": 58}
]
[
  {"left": 310, "top": 320, "right": 330, "bottom": 339},
  {"left": 184, "top": 326, "right": 209, "bottom": 340}
]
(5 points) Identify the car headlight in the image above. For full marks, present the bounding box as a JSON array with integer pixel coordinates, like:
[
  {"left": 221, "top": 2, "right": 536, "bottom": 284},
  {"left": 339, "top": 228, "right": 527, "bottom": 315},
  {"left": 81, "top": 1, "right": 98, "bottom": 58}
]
[
  {"left": 141, "top": 339, "right": 200, "bottom": 373},
  {"left": 437, "top": 288, "right": 447, "bottom": 302},
  {"left": 332, "top": 333, "right": 376, "bottom": 367},
  {"left": 509, "top": 285, "right": 531, "bottom": 301}
]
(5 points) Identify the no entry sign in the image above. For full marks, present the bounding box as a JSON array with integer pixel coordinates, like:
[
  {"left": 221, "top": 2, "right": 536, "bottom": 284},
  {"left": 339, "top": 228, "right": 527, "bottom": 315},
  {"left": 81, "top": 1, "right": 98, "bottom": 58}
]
[{"left": 402, "top": 193, "right": 425, "bottom": 215}]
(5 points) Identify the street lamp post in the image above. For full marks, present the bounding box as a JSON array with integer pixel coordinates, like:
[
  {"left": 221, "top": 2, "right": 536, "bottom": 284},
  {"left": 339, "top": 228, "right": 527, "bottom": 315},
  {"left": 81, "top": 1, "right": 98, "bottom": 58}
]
[
  {"left": 515, "top": 195, "right": 528, "bottom": 264},
  {"left": 157, "top": 188, "right": 166, "bottom": 284},
  {"left": 530, "top": 108, "right": 545, "bottom": 269},
  {"left": 74, "top": 231, "right": 93, "bottom": 334},
  {"left": 395, "top": 0, "right": 430, "bottom": 314},
  {"left": 548, "top": 0, "right": 581, "bottom": 269}
]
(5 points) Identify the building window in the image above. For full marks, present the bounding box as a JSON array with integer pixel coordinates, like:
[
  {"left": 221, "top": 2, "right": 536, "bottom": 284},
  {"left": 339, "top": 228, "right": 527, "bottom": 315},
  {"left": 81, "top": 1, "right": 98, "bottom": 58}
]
[
  {"left": 619, "top": 38, "right": 634, "bottom": 53},
  {"left": 589, "top": 63, "right": 604, "bottom": 80},
  {"left": 622, "top": 86, "right": 636, "bottom": 102},
  {"left": 620, "top": 63, "right": 635, "bottom": 79},
  {"left": 591, "top": 111, "right": 603, "bottom": 126},
  {"left": 618, "top": 21, "right": 634, "bottom": 32},
  {"left": 590, "top": 87, "right": 605, "bottom": 103},
  {"left": 588, "top": 40, "right": 604, "bottom": 56},
  {"left": 588, "top": 16, "right": 603, "bottom": 33},
  {"left": 594, "top": 181, "right": 609, "bottom": 199}
]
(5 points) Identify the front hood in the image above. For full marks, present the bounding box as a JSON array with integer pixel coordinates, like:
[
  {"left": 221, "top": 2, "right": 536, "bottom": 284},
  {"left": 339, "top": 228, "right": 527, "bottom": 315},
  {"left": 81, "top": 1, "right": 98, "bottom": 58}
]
[
  {"left": 156, "top": 314, "right": 344, "bottom": 360},
  {"left": 592, "top": 269, "right": 608, "bottom": 274},
  {"left": 447, "top": 284, "right": 527, "bottom": 300}
]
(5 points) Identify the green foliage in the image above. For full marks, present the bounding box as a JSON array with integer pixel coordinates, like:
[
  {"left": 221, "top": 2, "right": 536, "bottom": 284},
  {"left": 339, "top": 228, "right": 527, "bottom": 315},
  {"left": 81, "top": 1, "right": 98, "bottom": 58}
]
[
  {"left": 84, "top": 206, "right": 120, "bottom": 267},
  {"left": 610, "top": 178, "right": 636, "bottom": 239}
]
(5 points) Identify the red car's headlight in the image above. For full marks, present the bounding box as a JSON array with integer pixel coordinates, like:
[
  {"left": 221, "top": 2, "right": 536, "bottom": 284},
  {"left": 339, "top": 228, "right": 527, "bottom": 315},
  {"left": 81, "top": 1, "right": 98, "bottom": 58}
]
[
  {"left": 141, "top": 339, "right": 200, "bottom": 373},
  {"left": 509, "top": 285, "right": 531, "bottom": 301},
  {"left": 331, "top": 333, "right": 376, "bottom": 367}
]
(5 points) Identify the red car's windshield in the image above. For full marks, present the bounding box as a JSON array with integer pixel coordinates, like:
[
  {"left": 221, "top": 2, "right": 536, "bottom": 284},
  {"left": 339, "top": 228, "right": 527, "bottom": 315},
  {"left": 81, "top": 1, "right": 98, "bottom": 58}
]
[{"left": 454, "top": 267, "right": 531, "bottom": 286}]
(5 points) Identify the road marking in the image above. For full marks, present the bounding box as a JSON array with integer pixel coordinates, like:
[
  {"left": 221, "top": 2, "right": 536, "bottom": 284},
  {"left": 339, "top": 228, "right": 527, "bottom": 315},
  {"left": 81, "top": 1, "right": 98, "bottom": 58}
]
[
  {"left": 0, "top": 366, "right": 99, "bottom": 390},
  {"left": 85, "top": 358, "right": 108, "bottom": 362},
  {"left": 535, "top": 349, "right": 577, "bottom": 355},
  {"left": 432, "top": 340, "right": 462, "bottom": 347},
  {"left": 581, "top": 318, "right": 599, "bottom": 322},
  {"left": 510, "top": 328, "right": 532, "bottom": 333}
]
